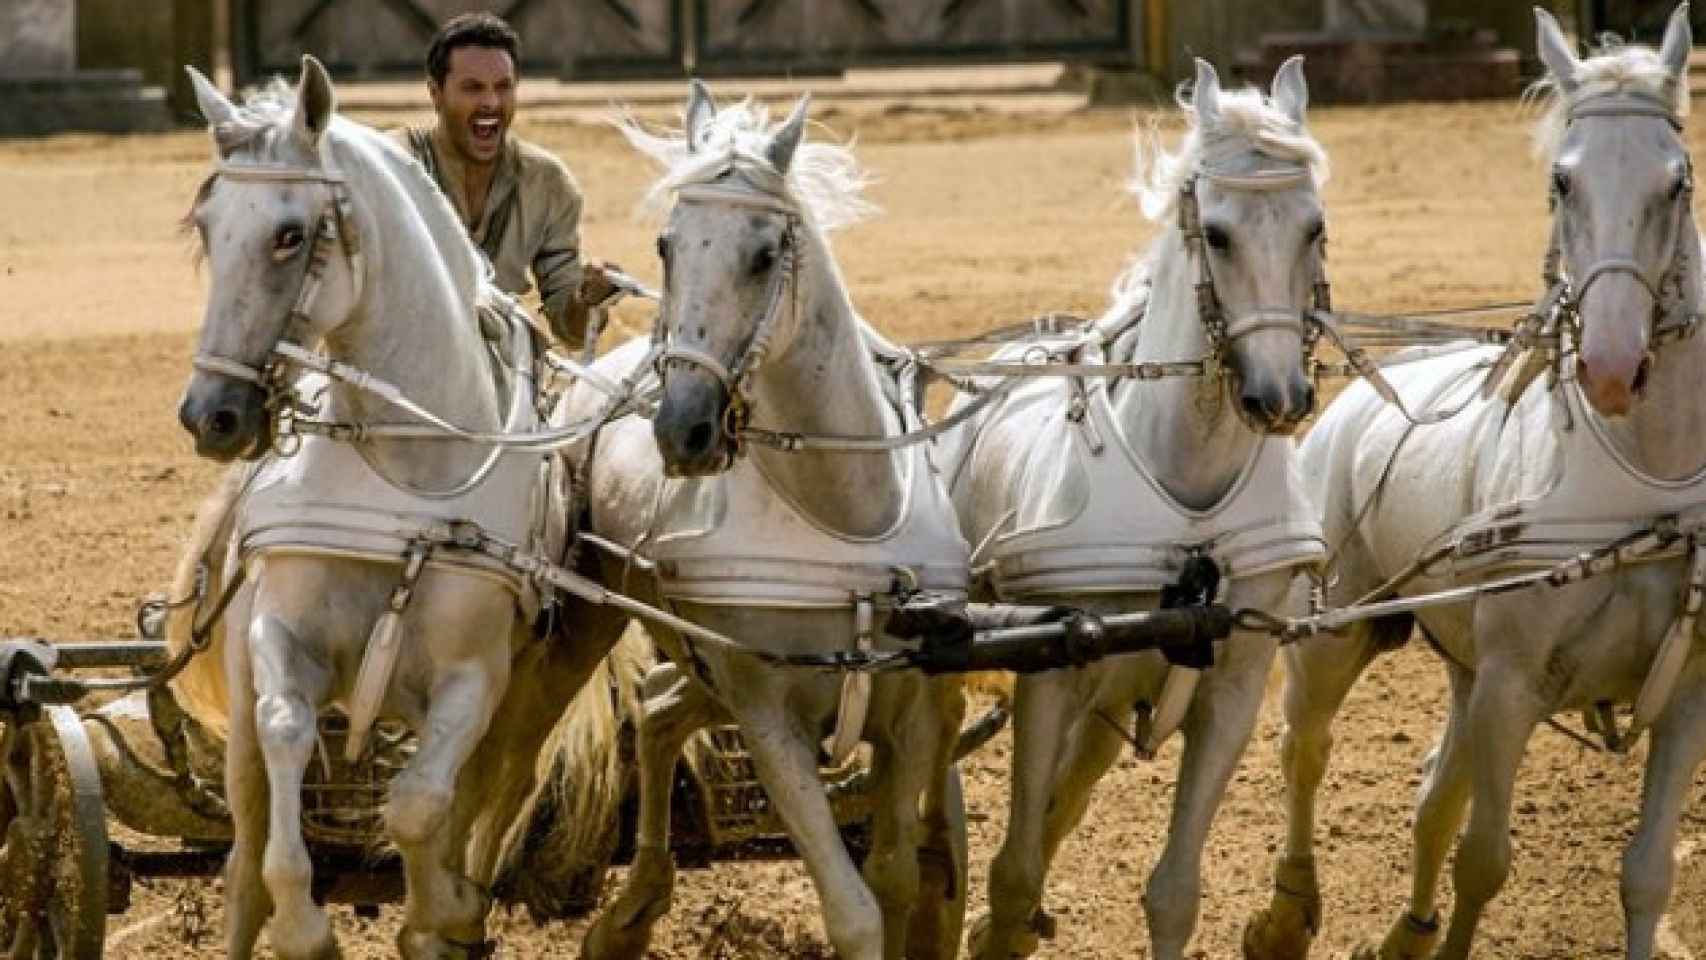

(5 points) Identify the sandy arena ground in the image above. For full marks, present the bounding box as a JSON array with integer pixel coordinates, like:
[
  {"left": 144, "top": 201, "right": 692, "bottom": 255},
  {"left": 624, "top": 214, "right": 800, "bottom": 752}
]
[{"left": 3, "top": 85, "right": 1706, "bottom": 958}]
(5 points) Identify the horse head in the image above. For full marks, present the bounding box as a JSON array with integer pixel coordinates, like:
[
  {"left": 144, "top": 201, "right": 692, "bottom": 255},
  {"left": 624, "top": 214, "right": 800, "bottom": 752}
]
[
  {"left": 641, "top": 82, "right": 830, "bottom": 477},
  {"left": 1536, "top": 4, "right": 1697, "bottom": 417},
  {"left": 178, "top": 56, "right": 363, "bottom": 461},
  {"left": 1182, "top": 56, "right": 1325, "bottom": 434}
]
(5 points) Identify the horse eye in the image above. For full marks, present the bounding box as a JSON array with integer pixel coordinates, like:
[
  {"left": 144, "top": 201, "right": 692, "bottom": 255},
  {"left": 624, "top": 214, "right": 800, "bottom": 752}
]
[
  {"left": 1204, "top": 225, "right": 1231, "bottom": 252},
  {"left": 272, "top": 224, "right": 305, "bottom": 261},
  {"left": 752, "top": 245, "right": 777, "bottom": 275},
  {"left": 656, "top": 234, "right": 671, "bottom": 261}
]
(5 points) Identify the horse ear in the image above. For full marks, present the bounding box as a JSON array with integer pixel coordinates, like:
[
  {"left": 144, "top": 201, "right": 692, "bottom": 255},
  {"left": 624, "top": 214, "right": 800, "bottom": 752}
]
[
  {"left": 1271, "top": 54, "right": 1308, "bottom": 125},
  {"left": 185, "top": 66, "right": 237, "bottom": 128},
  {"left": 685, "top": 78, "right": 716, "bottom": 153},
  {"left": 1534, "top": 6, "right": 1581, "bottom": 93},
  {"left": 767, "top": 94, "right": 811, "bottom": 175},
  {"left": 292, "top": 54, "right": 337, "bottom": 145},
  {"left": 1660, "top": 3, "right": 1693, "bottom": 79},
  {"left": 1193, "top": 58, "right": 1222, "bottom": 129}
]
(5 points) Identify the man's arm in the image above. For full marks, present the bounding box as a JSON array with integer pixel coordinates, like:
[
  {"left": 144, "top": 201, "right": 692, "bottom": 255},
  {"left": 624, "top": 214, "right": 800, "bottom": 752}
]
[{"left": 533, "top": 157, "right": 588, "bottom": 348}]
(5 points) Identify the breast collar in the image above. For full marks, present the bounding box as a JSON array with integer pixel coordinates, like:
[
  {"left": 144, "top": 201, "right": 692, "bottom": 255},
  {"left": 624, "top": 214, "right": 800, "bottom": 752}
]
[
  {"left": 982, "top": 346, "right": 1325, "bottom": 598},
  {"left": 643, "top": 377, "right": 970, "bottom": 609}
]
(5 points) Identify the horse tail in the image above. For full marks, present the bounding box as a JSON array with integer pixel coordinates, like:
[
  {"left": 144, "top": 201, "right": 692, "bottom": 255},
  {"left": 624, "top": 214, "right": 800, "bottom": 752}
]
[
  {"left": 164, "top": 463, "right": 251, "bottom": 738},
  {"left": 498, "top": 623, "right": 652, "bottom": 918}
]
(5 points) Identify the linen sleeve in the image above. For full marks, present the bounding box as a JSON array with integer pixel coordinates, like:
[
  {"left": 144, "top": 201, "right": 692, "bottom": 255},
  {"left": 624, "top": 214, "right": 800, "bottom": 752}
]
[{"left": 534, "top": 159, "right": 587, "bottom": 345}]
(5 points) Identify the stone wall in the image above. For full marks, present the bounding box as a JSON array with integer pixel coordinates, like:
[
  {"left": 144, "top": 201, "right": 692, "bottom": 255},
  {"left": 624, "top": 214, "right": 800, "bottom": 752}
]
[{"left": 0, "top": 0, "right": 76, "bottom": 76}]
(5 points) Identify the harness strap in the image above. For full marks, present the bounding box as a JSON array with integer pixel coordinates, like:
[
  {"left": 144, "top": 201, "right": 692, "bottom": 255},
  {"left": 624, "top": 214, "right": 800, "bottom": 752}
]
[{"left": 192, "top": 354, "right": 268, "bottom": 384}]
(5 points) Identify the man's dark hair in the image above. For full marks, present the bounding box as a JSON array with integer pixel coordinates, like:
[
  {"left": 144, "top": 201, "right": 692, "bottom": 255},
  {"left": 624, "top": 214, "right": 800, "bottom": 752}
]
[{"left": 427, "top": 12, "right": 521, "bottom": 84}]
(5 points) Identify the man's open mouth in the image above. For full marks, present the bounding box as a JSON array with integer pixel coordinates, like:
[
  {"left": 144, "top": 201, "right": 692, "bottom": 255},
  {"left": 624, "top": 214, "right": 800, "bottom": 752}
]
[{"left": 471, "top": 116, "right": 502, "bottom": 146}]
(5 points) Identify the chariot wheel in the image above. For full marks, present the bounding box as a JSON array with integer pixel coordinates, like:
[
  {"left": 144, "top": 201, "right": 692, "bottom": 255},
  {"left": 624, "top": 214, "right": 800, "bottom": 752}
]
[{"left": 0, "top": 706, "right": 109, "bottom": 959}]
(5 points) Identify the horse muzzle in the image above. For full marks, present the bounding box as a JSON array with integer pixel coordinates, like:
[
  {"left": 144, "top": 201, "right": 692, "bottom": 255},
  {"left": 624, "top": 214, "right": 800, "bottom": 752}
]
[
  {"left": 1575, "top": 278, "right": 1654, "bottom": 419},
  {"left": 178, "top": 375, "right": 271, "bottom": 462},
  {"left": 1237, "top": 374, "right": 1315, "bottom": 436},
  {"left": 653, "top": 367, "right": 734, "bottom": 477}
]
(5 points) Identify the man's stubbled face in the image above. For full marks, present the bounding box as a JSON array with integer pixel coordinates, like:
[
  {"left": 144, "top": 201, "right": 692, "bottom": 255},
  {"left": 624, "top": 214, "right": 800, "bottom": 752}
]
[{"left": 430, "top": 45, "right": 516, "bottom": 166}]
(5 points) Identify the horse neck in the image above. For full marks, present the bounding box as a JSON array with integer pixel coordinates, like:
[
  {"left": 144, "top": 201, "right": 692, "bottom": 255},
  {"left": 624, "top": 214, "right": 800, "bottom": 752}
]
[
  {"left": 746, "top": 230, "right": 904, "bottom": 537},
  {"left": 322, "top": 137, "right": 499, "bottom": 486},
  {"left": 1601, "top": 232, "right": 1706, "bottom": 480},
  {"left": 1113, "top": 230, "right": 1264, "bottom": 509}
]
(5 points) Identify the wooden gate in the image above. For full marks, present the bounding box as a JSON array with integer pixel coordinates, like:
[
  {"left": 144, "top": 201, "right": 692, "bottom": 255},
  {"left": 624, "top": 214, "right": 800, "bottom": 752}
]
[
  {"left": 232, "top": 0, "right": 682, "bottom": 82},
  {"left": 693, "top": 0, "right": 1133, "bottom": 74}
]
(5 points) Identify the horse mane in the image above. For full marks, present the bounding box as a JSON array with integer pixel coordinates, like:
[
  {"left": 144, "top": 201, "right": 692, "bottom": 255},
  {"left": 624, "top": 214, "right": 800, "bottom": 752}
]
[
  {"left": 1528, "top": 38, "right": 1690, "bottom": 160},
  {"left": 618, "top": 97, "right": 878, "bottom": 233},
  {"left": 1101, "top": 82, "right": 1329, "bottom": 330}
]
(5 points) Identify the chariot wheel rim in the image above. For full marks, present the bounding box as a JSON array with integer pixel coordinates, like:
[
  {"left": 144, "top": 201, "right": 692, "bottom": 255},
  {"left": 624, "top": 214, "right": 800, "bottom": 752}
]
[{"left": 0, "top": 709, "right": 108, "bottom": 960}]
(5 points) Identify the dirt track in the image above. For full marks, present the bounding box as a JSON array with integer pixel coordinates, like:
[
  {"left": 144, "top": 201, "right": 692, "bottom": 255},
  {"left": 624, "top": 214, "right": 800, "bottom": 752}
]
[{"left": 3, "top": 89, "right": 1705, "bottom": 958}]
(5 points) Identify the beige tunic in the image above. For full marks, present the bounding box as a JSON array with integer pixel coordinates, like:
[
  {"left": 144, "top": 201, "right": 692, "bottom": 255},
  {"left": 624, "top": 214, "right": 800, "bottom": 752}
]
[{"left": 390, "top": 124, "right": 587, "bottom": 345}]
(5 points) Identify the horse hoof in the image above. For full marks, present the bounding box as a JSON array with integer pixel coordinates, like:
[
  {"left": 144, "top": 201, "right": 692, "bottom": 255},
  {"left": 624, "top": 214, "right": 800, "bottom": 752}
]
[
  {"left": 1242, "top": 854, "right": 1321, "bottom": 960},
  {"left": 966, "top": 909, "right": 1049, "bottom": 959},
  {"left": 396, "top": 927, "right": 497, "bottom": 960},
  {"left": 583, "top": 891, "right": 672, "bottom": 960},
  {"left": 1242, "top": 905, "right": 1315, "bottom": 960},
  {"left": 1354, "top": 912, "right": 1441, "bottom": 960}
]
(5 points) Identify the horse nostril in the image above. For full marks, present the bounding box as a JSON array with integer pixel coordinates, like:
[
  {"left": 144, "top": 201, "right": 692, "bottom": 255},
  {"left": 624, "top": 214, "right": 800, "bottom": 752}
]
[
  {"left": 686, "top": 420, "right": 715, "bottom": 456},
  {"left": 208, "top": 408, "right": 240, "bottom": 438}
]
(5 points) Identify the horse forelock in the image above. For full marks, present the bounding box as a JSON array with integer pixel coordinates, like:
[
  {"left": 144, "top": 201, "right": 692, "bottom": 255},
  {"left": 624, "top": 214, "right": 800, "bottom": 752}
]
[
  {"left": 1132, "top": 85, "right": 1329, "bottom": 225},
  {"left": 1529, "top": 41, "right": 1689, "bottom": 159},
  {"left": 619, "top": 98, "right": 878, "bottom": 234}
]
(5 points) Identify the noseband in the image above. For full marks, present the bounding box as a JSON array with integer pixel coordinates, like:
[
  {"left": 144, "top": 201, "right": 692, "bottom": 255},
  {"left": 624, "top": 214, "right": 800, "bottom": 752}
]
[
  {"left": 191, "top": 160, "right": 366, "bottom": 398},
  {"left": 1548, "top": 93, "right": 1700, "bottom": 355},
  {"left": 653, "top": 181, "right": 803, "bottom": 458},
  {"left": 1176, "top": 165, "right": 1331, "bottom": 383}
]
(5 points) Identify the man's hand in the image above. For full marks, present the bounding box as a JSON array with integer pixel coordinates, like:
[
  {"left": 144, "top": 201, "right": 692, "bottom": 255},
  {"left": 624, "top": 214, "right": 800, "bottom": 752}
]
[{"left": 575, "top": 260, "right": 625, "bottom": 308}]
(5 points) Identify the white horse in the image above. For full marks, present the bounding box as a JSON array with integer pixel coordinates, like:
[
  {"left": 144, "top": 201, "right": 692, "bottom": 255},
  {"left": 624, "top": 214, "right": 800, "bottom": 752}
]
[
  {"left": 560, "top": 84, "right": 972, "bottom": 960},
  {"left": 1244, "top": 8, "right": 1706, "bottom": 960},
  {"left": 940, "top": 58, "right": 1328, "bottom": 960},
  {"left": 175, "top": 58, "right": 625, "bottom": 958}
]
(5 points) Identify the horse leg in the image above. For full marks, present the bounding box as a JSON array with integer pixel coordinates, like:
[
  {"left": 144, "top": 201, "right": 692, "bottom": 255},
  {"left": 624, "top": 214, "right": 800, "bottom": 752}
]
[
  {"left": 248, "top": 613, "right": 337, "bottom": 960},
  {"left": 1622, "top": 670, "right": 1706, "bottom": 960},
  {"left": 462, "top": 603, "right": 632, "bottom": 886},
  {"left": 390, "top": 654, "right": 510, "bottom": 959},
  {"left": 1244, "top": 619, "right": 1388, "bottom": 960},
  {"left": 737, "top": 696, "right": 884, "bottom": 959},
  {"left": 1355, "top": 660, "right": 1473, "bottom": 960},
  {"left": 973, "top": 667, "right": 1094, "bottom": 960},
  {"left": 223, "top": 614, "right": 272, "bottom": 960},
  {"left": 861, "top": 680, "right": 951, "bottom": 960},
  {"left": 583, "top": 661, "right": 723, "bottom": 960},
  {"left": 907, "top": 679, "right": 970, "bottom": 960},
  {"left": 1434, "top": 665, "right": 1539, "bottom": 960},
  {"left": 1146, "top": 631, "right": 1273, "bottom": 960}
]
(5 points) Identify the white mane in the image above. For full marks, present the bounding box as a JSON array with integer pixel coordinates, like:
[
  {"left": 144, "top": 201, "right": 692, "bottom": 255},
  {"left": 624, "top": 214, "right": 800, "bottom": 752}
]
[
  {"left": 1101, "top": 82, "right": 1329, "bottom": 327},
  {"left": 619, "top": 98, "right": 877, "bottom": 233},
  {"left": 1529, "top": 40, "right": 1690, "bottom": 159}
]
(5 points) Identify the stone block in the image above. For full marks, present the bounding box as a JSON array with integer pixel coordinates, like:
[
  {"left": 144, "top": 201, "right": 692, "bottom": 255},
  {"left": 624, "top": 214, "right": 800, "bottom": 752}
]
[
  {"left": 0, "top": 0, "right": 76, "bottom": 77},
  {"left": 0, "top": 70, "right": 174, "bottom": 138}
]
